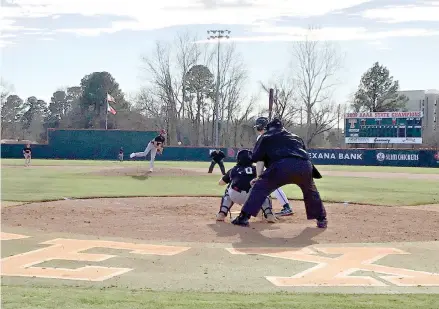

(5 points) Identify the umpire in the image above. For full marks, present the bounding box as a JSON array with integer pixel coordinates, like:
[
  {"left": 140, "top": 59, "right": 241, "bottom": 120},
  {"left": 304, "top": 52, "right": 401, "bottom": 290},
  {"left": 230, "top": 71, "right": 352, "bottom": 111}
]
[
  {"left": 231, "top": 118, "right": 328, "bottom": 228},
  {"left": 208, "top": 149, "right": 226, "bottom": 175}
]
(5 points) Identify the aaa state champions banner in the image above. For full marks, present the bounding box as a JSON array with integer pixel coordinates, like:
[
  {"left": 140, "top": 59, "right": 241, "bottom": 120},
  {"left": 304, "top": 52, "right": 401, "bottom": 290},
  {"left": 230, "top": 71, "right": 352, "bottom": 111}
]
[{"left": 344, "top": 111, "right": 423, "bottom": 144}]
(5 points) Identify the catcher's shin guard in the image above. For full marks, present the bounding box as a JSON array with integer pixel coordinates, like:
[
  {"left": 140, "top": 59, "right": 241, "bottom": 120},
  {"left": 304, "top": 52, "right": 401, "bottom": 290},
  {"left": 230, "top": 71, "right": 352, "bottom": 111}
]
[
  {"left": 260, "top": 196, "right": 273, "bottom": 216},
  {"left": 261, "top": 197, "right": 277, "bottom": 222},
  {"left": 218, "top": 189, "right": 234, "bottom": 220}
]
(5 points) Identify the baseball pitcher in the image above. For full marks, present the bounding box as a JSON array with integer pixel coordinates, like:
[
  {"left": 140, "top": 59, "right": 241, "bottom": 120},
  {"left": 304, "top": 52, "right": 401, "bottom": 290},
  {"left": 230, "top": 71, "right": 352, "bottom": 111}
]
[
  {"left": 130, "top": 129, "right": 166, "bottom": 172},
  {"left": 254, "top": 117, "right": 294, "bottom": 216},
  {"left": 216, "top": 149, "right": 277, "bottom": 223}
]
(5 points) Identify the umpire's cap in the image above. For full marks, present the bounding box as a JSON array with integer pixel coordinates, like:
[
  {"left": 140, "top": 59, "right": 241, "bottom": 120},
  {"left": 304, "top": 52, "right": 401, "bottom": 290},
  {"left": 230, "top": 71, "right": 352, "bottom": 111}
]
[
  {"left": 266, "top": 117, "right": 283, "bottom": 131},
  {"left": 236, "top": 149, "right": 253, "bottom": 166},
  {"left": 254, "top": 117, "right": 268, "bottom": 131}
]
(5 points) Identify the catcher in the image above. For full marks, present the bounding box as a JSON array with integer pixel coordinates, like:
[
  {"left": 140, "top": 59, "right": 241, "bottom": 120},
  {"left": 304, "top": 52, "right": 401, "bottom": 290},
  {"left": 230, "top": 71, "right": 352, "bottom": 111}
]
[
  {"left": 130, "top": 129, "right": 166, "bottom": 172},
  {"left": 22, "top": 143, "right": 32, "bottom": 167},
  {"left": 216, "top": 149, "right": 277, "bottom": 224}
]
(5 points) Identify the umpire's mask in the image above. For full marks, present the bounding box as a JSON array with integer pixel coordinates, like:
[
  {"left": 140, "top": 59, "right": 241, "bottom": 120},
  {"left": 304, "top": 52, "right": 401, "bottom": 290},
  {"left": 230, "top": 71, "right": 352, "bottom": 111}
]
[{"left": 236, "top": 149, "right": 253, "bottom": 166}]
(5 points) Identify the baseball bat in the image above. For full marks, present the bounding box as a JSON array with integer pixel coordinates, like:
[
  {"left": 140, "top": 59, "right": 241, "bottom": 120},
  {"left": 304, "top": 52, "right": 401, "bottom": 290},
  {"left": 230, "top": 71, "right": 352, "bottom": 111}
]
[{"left": 268, "top": 88, "right": 274, "bottom": 120}]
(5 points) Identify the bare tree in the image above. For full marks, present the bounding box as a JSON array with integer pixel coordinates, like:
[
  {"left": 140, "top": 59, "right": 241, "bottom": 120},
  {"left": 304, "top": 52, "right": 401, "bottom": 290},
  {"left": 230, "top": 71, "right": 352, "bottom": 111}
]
[
  {"left": 291, "top": 28, "right": 342, "bottom": 146},
  {"left": 230, "top": 97, "right": 257, "bottom": 147},
  {"left": 211, "top": 43, "right": 248, "bottom": 146},
  {"left": 307, "top": 101, "right": 338, "bottom": 147},
  {"left": 260, "top": 74, "right": 300, "bottom": 127},
  {"left": 140, "top": 31, "right": 215, "bottom": 145}
]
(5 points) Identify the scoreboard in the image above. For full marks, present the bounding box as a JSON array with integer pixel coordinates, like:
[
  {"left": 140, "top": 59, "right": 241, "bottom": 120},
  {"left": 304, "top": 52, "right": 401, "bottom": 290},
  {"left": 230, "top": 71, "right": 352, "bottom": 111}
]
[{"left": 344, "top": 111, "right": 423, "bottom": 144}]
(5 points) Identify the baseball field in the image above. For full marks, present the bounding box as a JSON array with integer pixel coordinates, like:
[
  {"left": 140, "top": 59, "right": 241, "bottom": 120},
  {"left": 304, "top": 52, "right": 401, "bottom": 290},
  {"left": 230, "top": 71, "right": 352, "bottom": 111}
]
[{"left": 1, "top": 159, "right": 439, "bottom": 308}]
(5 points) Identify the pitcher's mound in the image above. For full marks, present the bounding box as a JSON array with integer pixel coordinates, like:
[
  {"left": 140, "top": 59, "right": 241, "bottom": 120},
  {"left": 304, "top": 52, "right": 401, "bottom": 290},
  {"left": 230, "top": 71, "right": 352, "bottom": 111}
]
[{"left": 88, "top": 167, "right": 207, "bottom": 177}]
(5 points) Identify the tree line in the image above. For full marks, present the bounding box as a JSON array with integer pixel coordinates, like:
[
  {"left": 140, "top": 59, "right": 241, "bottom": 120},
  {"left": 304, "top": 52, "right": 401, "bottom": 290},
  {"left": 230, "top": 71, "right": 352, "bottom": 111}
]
[{"left": 1, "top": 29, "right": 417, "bottom": 148}]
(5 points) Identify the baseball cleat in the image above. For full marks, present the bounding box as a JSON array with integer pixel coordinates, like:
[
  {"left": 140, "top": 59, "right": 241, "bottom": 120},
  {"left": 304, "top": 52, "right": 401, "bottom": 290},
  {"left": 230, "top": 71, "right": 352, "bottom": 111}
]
[
  {"left": 317, "top": 218, "right": 328, "bottom": 228},
  {"left": 275, "top": 206, "right": 294, "bottom": 216},
  {"left": 129, "top": 153, "right": 135, "bottom": 159},
  {"left": 265, "top": 213, "right": 278, "bottom": 223},
  {"left": 231, "top": 212, "right": 250, "bottom": 227},
  {"left": 216, "top": 212, "right": 227, "bottom": 221},
  {"left": 149, "top": 168, "right": 153, "bottom": 172}
]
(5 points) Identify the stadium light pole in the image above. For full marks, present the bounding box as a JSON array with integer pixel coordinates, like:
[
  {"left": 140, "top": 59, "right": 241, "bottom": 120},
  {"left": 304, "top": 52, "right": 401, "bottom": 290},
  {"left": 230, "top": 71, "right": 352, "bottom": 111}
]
[{"left": 207, "top": 29, "right": 230, "bottom": 147}]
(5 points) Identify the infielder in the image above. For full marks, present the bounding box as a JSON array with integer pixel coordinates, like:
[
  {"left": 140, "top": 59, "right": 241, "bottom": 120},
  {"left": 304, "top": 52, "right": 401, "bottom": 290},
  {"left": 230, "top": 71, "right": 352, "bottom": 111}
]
[
  {"left": 231, "top": 118, "right": 327, "bottom": 228},
  {"left": 216, "top": 149, "right": 277, "bottom": 223},
  {"left": 118, "top": 147, "right": 124, "bottom": 162},
  {"left": 22, "top": 143, "right": 31, "bottom": 167},
  {"left": 254, "top": 117, "right": 293, "bottom": 216},
  {"left": 130, "top": 129, "right": 166, "bottom": 172}
]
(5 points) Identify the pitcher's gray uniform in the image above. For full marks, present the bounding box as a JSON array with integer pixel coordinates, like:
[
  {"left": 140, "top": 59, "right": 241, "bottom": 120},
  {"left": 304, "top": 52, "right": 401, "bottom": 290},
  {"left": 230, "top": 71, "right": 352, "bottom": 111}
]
[
  {"left": 130, "top": 129, "right": 166, "bottom": 172},
  {"left": 216, "top": 149, "right": 277, "bottom": 223}
]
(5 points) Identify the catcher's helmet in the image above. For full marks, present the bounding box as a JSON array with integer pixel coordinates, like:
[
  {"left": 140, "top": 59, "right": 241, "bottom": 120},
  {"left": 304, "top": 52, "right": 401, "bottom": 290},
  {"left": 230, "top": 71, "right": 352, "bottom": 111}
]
[
  {"left": 236, "top": 149, "right": 253, "bottom": 166},
  {"left": 266, "top": 118, "right": 283, "bottom": 131},
  {"left": 254, "top": 117, "right": 268, "bottom": 131}
]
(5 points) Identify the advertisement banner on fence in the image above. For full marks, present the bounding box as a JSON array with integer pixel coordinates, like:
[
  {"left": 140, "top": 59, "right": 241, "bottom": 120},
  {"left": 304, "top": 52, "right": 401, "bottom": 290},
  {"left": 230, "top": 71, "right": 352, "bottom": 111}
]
[
  {"left": 307, "top": 150, "right": 365, "bottom": 165},
  {"left": 375, "top": 152, "right": 419, "bottom": 162}
]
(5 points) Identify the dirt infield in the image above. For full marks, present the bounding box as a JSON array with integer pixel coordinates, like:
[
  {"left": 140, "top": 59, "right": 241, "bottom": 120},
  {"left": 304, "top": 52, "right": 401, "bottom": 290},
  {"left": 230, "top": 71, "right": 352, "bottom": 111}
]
[{"left": 2, "top": 197, "right": 439, "bottom": 246}]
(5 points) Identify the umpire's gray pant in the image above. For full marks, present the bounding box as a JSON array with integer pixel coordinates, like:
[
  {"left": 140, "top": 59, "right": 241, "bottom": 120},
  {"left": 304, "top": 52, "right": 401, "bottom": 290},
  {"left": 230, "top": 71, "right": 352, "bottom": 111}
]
[
  {"left": 219, "top": 187, "right": 272, "bottom": 216},
  {"left": 132, "top": 142, "right": 157, "bottom": 169}
]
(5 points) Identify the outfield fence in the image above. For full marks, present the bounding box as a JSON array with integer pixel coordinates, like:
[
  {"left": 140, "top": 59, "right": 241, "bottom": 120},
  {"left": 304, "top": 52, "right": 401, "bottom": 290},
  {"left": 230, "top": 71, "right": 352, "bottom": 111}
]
[{"left": 1, "top": 129, "right": 438, "bottom": 167}]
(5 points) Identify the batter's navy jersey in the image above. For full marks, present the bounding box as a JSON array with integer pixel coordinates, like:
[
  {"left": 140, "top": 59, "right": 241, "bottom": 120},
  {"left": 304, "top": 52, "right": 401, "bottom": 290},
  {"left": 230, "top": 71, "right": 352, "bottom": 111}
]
[
  {"left": 222, "top": 165, "right": 256, "bottom": 192},
  {"left": 252, "top": 129, "right": 309, "bottom": 168}
]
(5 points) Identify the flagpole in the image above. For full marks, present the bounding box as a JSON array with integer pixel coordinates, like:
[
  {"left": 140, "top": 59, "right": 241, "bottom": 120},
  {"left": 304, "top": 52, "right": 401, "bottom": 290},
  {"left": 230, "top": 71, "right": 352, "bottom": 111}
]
[{"left": 105, "top": 94, "right": 108, "bottom": 130}]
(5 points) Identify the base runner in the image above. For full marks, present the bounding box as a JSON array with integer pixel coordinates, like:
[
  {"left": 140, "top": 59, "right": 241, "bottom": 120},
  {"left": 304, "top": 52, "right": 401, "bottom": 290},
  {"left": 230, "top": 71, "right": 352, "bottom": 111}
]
[
  {"left": 216, "top": 149, "right": 277, "bottom": 223},
  {"left": 254, "top": 117, "right": 294, "bottom": 216},
  {"left": 130, "top": 129, "right": 166, "bottom": 172},
  {"left": 23, "top": 143, "right": 31, "bottom": 167}
]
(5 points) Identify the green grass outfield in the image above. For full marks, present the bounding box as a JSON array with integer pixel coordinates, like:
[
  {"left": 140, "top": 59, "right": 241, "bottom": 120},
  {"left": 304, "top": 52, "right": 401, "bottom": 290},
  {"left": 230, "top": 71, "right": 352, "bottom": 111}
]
[
  {"left": 2, "top": 158, "right": 439, "bottom": 174},
  {"left": 1, "top": 159, "right": 438, "bottom": 205},
  {"left": 2, "top": 286, "right": 439, "bottom": 309}
]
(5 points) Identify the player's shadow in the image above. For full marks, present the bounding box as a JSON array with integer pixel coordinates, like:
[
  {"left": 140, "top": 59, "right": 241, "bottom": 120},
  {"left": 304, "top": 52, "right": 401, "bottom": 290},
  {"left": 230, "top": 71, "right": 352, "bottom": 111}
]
[
  {"left": 130, "top": 174, "right": 150, "bottom": 180},
  {"left": 207, "top": 222, "right": 324, "bottom": 250}
]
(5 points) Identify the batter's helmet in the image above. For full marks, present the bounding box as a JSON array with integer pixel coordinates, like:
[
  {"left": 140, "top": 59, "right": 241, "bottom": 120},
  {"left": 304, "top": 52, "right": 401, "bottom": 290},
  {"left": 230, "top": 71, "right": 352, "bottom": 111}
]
[
  {"left": 236, "top": 149, "right": 253, "bottom": 166},
  {"left": 254, "top": 117, "right": 268, "bottom": 131},
  {"left": 266, "top": 118, "right": 283, "bottom": 131}
]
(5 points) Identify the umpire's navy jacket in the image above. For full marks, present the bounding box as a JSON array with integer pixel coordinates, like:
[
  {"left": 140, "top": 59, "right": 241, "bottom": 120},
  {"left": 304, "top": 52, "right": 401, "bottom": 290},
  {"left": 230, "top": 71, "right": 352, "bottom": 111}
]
[
  {"left": 210, "top": 150, "right": 226, "bottom": 163},
  {"left": 251, "top": 129, "right": 309, "bottom": 167}
]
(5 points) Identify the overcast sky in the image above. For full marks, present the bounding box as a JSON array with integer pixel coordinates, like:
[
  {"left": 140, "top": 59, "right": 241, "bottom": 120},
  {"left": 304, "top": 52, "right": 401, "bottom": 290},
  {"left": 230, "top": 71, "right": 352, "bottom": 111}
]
[{"left": 1, "top": 0, "right": 438, "bottom": 110}]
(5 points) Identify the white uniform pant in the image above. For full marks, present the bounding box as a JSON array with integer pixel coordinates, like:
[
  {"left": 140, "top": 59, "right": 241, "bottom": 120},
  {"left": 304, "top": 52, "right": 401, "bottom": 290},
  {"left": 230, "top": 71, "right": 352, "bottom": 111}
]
[
  {"left": 132, "top": 142, "right": 157, "bottom": 169},
  {"left": 219, "top": 187, "right": 272, "bottom": 216},
  {"left": 273, "top": 188, "right": 289, "bottom": 206}
]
